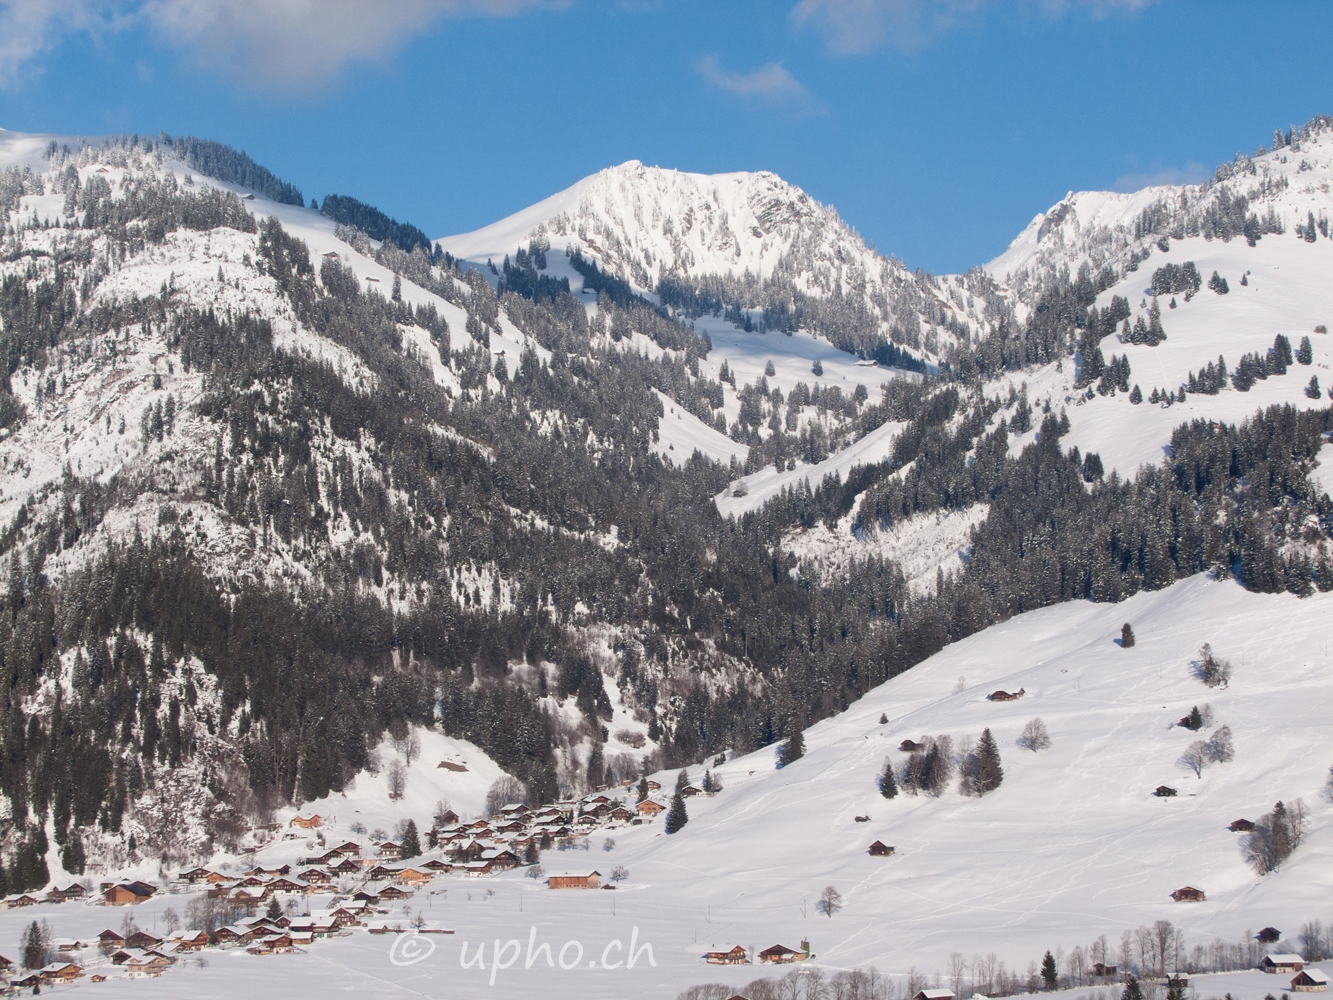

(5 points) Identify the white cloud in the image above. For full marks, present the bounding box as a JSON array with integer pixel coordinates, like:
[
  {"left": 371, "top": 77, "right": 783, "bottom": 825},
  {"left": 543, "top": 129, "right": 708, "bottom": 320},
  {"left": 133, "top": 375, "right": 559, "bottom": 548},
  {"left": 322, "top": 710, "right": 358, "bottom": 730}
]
[
  {"left": 788, "top": 0, "right": 1162, "bottom": 56},
  {"left": 694, "top": 53, "right": 825, "bottom": 116},
  {"left": 0, "top": 0, "right": 560, "bottom": 89},
  {"left": 1111, "top": 162, "right": 1208, "bottom": 193}
]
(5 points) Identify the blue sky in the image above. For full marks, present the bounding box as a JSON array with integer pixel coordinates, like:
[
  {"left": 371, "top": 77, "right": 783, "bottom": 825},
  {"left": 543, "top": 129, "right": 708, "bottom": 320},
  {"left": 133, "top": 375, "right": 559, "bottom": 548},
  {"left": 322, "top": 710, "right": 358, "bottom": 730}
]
[{"left": 2, "top": 0, "right": 1330, "bottom": 273}]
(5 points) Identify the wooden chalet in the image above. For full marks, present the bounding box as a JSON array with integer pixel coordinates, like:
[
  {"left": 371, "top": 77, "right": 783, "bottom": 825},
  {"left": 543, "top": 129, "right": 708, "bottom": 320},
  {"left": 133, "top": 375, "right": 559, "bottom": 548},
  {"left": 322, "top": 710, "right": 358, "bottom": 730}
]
[
  {"left": 171, "top": 930, "right": 211, "bottom": 952},
  {"left": 681, "top": 785, "right": 704, "bottom": 797},
  {"left": 481, "top": 849, "right": 520, "bottom": 870},
  {"left": 610, "top": 806, "right": 635, "bottom": 822},
  {"left": 248, "top": 933, "right": 295, "bottom": 955},
  {"left": 1230, "top": 818, "right": 1256, "bottom": 832},
  {"left": 213, "top": 924, "right": 257, "bottom": 946},
  {"left": 899, "top": 739, "right": 925, "bottom": 753},
  {"left": 1092, "top": 963, "right": 1118, "bottom": 978},
  {"left": 39, "top": 962, "right": 83, "bottom": 983},
  {"left": 1292, "top": 969, "right": 1329, "bottom": 992},
  {"left": 868, "top": 841, "right": 895, "bottom": 856},
  {"left": 4, "top": 892, "right": 42, "bottom": 907},
  {"left": 423, "top": 859, "right": 452, "bottom": 871},
  {"left": 368, "top": 864, "right": 402, "bottom": 879},
  {"left": 1155, "top": 786, "right": 1178, "bottom": 797},
  {"left": 1171, "top": 886, "right": 1206, "bottom": 902},
  {"left": 330, "top": 858, "right": 361, "bottom": 876},
  {"left": 646, "top": 780, "right": 661, "bottom": 791},
  {"left": 706, "top": 946, "right": 749, "bottom": 965},
  {"left": 46, "top": 883, "right": 87, "bottom": 902},
  {"left": 377, "top": 841, "right": 403, "bottom": 859},
  {"left": 98, "top": 929, "right": 127, "bottom": 949},
  {"left": 397, "top": 867, "right": 434, "bottom": 884},
  {"left": 987, "top": 688, "right": 1025, "bottom": 702},
  {"left": 266, "top": 877, "right": 304, "bottom": 893},
  {"left": 125, "top": 953, "right": 172, "bottom": 977},
  {"left": 758, "top": 944, "right": 808, "bottom": 964},
  {"left": 289, "top": 814, "right": 322, "bottom": 829},
  {"left": 178, "top": 867, "right": 215, "bottom": 884},
  {"left": 547, "top": 871, "right": 601, "bottom": 889},
  {"left": 915, "top": 991, "right": 956, "bottom": 1000},
  {"left": 435, "top": 808, "right": 460, "bottom": 824},
  {"left": 1258, "top": 928, "right": 1283, "bottom": 943},
  {"left": 333, "top": 841, "right": 361, "bottom": 856},
  {"left": 297, "top": 867, "right": 332, "bottom": 883},
  {"left": 104, "top": 881, "right": 156, "bottom": 905},
  {"left": 378, "top": 884, "right": 413, "bottom": 900},
  {"left": 125, "top": 931, "right": 163, "bottom": 950},
  {"left": 1265, "top": 954, "right": 1306, "bottom": 973}
]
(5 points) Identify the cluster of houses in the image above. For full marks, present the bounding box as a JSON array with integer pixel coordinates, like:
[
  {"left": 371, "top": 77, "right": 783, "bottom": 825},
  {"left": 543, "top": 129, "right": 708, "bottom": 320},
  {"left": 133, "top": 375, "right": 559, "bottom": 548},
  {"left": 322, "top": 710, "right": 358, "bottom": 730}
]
[
  {"left": 1264, "top": 954, "right": 1329, "bottom": 993},
  {"left": 704, "top": 942, "right": 812, "bottom": 965}
]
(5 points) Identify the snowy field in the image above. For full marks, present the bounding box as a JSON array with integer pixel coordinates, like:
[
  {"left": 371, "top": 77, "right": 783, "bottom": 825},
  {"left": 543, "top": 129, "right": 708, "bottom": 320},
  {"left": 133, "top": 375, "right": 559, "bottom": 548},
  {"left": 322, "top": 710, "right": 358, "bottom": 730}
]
[{"left": 6, "top": 573, "right": 1330, "bottom": 998}]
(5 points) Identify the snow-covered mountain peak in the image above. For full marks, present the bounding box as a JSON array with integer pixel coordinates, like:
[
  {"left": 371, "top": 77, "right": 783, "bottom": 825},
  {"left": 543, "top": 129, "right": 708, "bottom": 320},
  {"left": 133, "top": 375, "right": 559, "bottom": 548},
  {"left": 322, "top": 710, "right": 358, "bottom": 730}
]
[
  {"left": 988, "top": 114, "right": 1333, "bottom": 302},
  {"left": 437, "top": 158, "right": 896, "bottom": 297}
]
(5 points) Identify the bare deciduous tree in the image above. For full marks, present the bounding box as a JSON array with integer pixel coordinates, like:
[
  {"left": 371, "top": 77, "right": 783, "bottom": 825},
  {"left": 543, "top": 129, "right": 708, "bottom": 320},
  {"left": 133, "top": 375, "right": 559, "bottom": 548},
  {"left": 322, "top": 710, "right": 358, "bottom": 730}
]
[
  {"left": 1017, "top": 718, "right": 1052, "bottom": 752},
  {"left": 1205, "top": 725, "right": 1234, "bottom": 763},
  {"left": 1180, "top": 741, "right": 1208, "bottom": 778},
  {"left": 387, "top": 759, "right": 407, "bottom": 799},
  {"left": 817, "top": 885, "right": 843, "bottom": 918},
  {"left": 484, "top": 775, "right": 526, "bottom": 817}
]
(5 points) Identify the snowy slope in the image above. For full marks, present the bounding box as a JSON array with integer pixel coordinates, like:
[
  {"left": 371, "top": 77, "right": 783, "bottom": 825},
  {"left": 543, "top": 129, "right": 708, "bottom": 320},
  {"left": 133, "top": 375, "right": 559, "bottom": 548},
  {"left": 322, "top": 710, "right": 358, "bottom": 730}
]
[
  {"left": 982, "top": 119, "right": 1333, "bottom": 478},
  {"left": 4, "top": 574, "right": 1328, "bottom": 1000}
]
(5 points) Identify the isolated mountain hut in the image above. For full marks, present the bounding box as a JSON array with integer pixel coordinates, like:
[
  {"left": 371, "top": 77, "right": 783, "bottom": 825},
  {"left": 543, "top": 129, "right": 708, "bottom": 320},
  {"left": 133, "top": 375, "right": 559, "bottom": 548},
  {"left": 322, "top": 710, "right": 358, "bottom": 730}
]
[
  {"left": 987, "top": 688, "right": 1025, "bottom": 702},
  {"left": 1171, "top": 886, "right": 1206, "bottom": 902},
  {"left": 899, "top": 740, "right": 925, "bottom": 752},
  {"left": 1230, "top": 818, "right": 1255, "bottom": 832},
  {"left": 868, "top": 841, "right": 895, "bottom": 856},
  {"left": 1265, "top": 954, "right": 1306, "bottom": 973},
  {"left": 1292, "top": 969, "right": 1328, "bottom": 992}
]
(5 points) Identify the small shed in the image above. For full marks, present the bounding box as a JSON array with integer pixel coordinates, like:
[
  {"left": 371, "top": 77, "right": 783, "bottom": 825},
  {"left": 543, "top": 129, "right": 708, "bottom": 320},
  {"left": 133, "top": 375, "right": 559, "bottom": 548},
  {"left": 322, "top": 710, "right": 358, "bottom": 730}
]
[
  {"left": 1258, "top": 928, "right": 1283, "bottom": 944},
  {"left": 548, "top": 871, "right": 601, "bottom": 889},
  {"left": 1171, "top": 886, "right": 1206, "bottom": 902},
  {"left": 987, "top": 688, "right": 1025, "bottom": 702},
  {"left": 1230, "top": 819, "right": 1255, "bottom": 832},
  {"left": 1292, "top": 969, "right": 1329, "bottom": 992},
  {"left": 899, "top": 740, "right": 925, "bottom": 753},
  {"left": 868, "top": 841, "right": 895, "bottom": 857},
  {"left": 1155, "top": 786, "right": 1178, "bottom": 798},
  {"left": 915, "top": 990, "right": 957, "bottom": 1000},
  {"left": 1093, "top": 963, "right": 1118, "bottom": 978},
  {"left": 1265, "top": 954, "right": 1306, "bottom": 973}
]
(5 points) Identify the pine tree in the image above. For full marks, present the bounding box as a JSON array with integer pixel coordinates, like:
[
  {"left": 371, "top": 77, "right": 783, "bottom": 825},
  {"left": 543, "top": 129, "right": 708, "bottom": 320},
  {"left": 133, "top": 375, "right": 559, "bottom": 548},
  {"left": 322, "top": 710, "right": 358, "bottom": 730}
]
[
  {"left": 1166, "top": 977, "right": 1186, "bottom": 1000},
  {"left": 400, "top": 819, "right": 421, "bottom": 859},
  {"left": 1188, "top": 705, "right": 1203, "bottom": 731},
  {"left": 1121, "top": 622, "right": 1135, "bottom": 648},
  {"left": 1297, "top": 336, "right": 1313, "bottom": 365},
  {"left": 1129, "top": 384, "right": 1142, "bottom": 405},
  {"left": 637, "top": 775, "right": 649, "bottom": 803},
  {"left": 779, "top": 716, "right": 805, "bottom": 766},
  {"left": 1306, "top": 375, "right": 1322, "bottom": 400},
  {"left": 1122, "top": 976, "right": 1144, "bottom": 1000},
  {"left": 266, "top": 896, "right": 282, "bottom": 921},
  {"left": 879, "top": 758, "right": 898, "bottom": 799},
  {"left": 665, "top": 787, "right": 689, "bottom": 834},
  {"left": 879, "top": 713, "right": 888, "bottom": 725},
  {"left": 811, "top": 359, "right": 823, "bottom": 377},
  {"left": 1042, "top": 950, "right": 1059, "bottom": 990},
  {"left": 975, "top": 728, "right": 1003, "bottom": 795}
]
